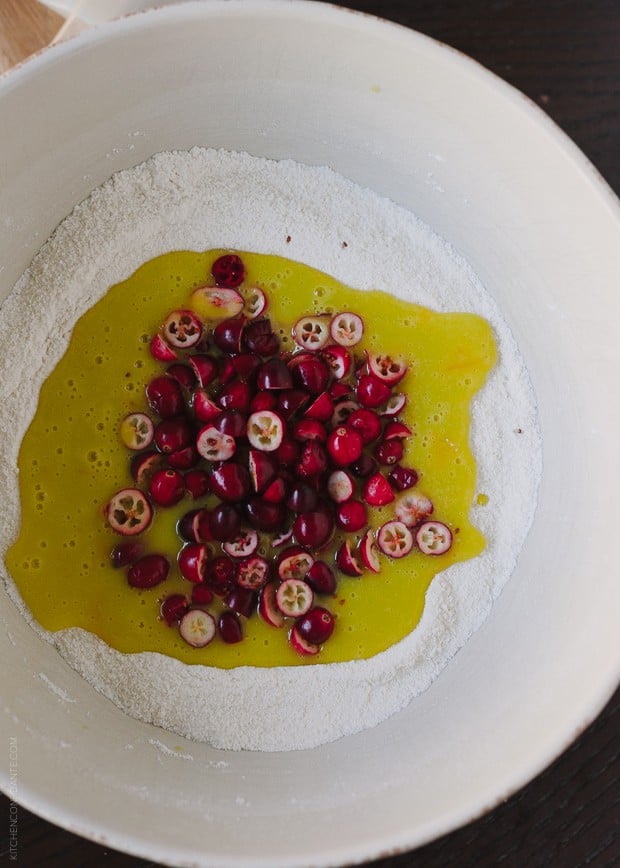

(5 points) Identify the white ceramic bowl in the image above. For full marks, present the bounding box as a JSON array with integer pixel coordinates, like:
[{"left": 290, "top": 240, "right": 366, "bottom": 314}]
[{"left": 1, "top": 2, "right": 619, "bottom": 865}]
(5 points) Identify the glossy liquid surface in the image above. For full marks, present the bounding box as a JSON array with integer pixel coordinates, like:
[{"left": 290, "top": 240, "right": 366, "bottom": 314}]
[{"left": 7, "top": 251, "right": 496, "bottom": 667}]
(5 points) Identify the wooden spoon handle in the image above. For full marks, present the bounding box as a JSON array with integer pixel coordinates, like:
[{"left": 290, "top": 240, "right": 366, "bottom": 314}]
[{"left": 0, "top": 0, "right": 66, "bottom": 73}]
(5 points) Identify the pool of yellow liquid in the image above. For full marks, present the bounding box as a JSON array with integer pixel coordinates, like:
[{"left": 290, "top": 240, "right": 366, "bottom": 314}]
[{"left": 6, "top": 250, "right": 496, "bottom": 667}]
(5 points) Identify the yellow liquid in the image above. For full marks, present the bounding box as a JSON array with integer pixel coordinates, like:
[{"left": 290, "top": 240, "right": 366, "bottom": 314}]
[{"left": 6, "top": 251, "right": 496, "bottom": 667}]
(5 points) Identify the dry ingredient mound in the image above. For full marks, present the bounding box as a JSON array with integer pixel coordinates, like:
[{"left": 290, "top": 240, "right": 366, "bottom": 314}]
[{"left": 0, "top": 148, "right": 541, "bottom": 751}]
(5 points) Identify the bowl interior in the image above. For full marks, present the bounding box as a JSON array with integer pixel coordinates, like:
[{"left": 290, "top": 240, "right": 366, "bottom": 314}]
[{"left": 1, "top": 2, "right": 619, "bottom": 865}]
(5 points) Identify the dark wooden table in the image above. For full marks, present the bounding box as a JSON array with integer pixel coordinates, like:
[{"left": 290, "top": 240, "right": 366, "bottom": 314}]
[{"left": 1, "top": 1, "right": 619, "bottom": 865}]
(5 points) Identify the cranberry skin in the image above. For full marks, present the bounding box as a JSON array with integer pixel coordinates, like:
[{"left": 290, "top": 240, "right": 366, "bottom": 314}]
[
  {"left": 244, "top": 318, "right": 279, "bottom": 356},
  {"left": 286, "top": 482, "right": 319, "bottom": 514},
  {"left": 356, "top": 374, "right": 392, "bottom": 409},
  {"left": 166, "top": 363, "right": 197, "bottom": 390},
  {"left": 387, "top": 465, "right": 419, "bottom": 491},
  {"left": 146, "top": 376, "right": 184, "bottom": 419},
  {"left": 327, "top": 427, "right": 363, "bottom": 467},
  {"left": 149, "top": 468, "right": 185, "bottom": 507},
  {"left": 178, "top": 543, "right": 209, "bottom": 583},
  {"left": 160, "top": 593, "right": 189, "bottom": 625},
  {"left": 110, "top": 541, "right": 143, "bottom": 568},
  {"left": 346, "top": 408, "right": 382, "bottom": 445},
  {"left": 211, "top": 254, "right": 245, "bottom": 288},
  {"left": 374, "top": 438, "right": 404, "bottom": 466},
  {"left": 191, "top": 584, "right": 214, "bottom": 606},
  {"left": 218, "top": 379, "right": 252, "bottom": 414},
  {"left": 350, "top": 453, "right": 378, "bottom": 479},
  {"left": 231, "top": 353, "right": 261, "bottom": 380},
  {"left": 213, "top": 409, "right": 247, "bottom": 439},
  {"left": 130, "top": 450, "right": 163, "bottom": 487},
  {"left": 251, "top": 392, "right": 277, "bottom": 412},
  {"left": 296, "top": 607, "right": 335, "bottom": 645},
  {"left": 213, "top": 316, "right": 246, "bottom": 354},
  {"left": 291, "top": 355, "right": 330, "bottom": 395},
  {"left": 244, "top": 498, "right": 285, "bottom": 532},
  {"left": 167, "top": 445, "right": 200, "bottom": 470},
  {"left": 177, "top": 508, "right": 202, "bottom": 542},
  {"left": 128, "top": 554, "right": 170, "bottom": 589},
  {"left": 256, "top": 358, "right": 293, "bottom": 390},
  {"left": 226, "top": 586, "right": 257, "bottom": 618},
  {"left": 210, "top": 463, "right": 251, "bottom": 503},
  {"left": 219, "top": 610, "right": 243, "bottom": 643},
  {"left": 335, "top": 499, "right": 368, "bottom": 532},
  {"left": 204, "top": 555, "right": 237, "bottom": 589},
  {"left": 184, "top": 469, "right": 211, "bottom": 499},
  {"left": 297, "top": 441, "right": 328, "bottom": 478},
  {"left": 208, "top": 503, "right": 242, "bottom": 541},
  {"left": 189, "top": 354, "right": 218, "bottom": 388},
  {"left": 274, "top": 437, "right": 300, "bottom": 467},
  {"left": 277, "top": 389, "right": 310, "bottom": 420},
  {"left": 293, "top": 507, "right": 334, "bottom": 548},
  {"left": 154, "top": 417, "right": 193, "bottom": 454},
  {"left": 293, "top": 418, "right": 327, "bottom": 443},
  {"left": 306, "top": 560, "right": 337, "bottom": 595}
]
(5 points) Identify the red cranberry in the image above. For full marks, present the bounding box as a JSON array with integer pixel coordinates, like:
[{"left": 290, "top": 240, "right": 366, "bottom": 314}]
[
  {"left": 327, "top": 427, "right": 363, "bottom": 467},
  {"left": 335, "top": 499, "right": 367, "bottom": 532},
  {"left": 208, "top": 503, "right": 242, "bottom": 541},
  {"left": 213, "top": 315, "right": 246, "bottom": 353},
  {"left": 167, "top": 445, "right": 200, "bottom": 470},
  {"left": 297, "top": 441, "right": 328, "bottom": 478},
  {"left": 110, "top": 541, "right": 143, "bottom": 568},
  {"left": 154, "top": 417, "right": 193, "bottom": 454},
  {"left": 225, "top": 586, "right": 257, "bottom": 618},
  {"left": 251, "top": 392, "right": 277, "bottom": 412},
  {"left": 210, "top": 463, "right": 251, "bottom": 502},
  {"left": 218, "top": 380, "right": 252, "bottom": 413},
  {"left": 149, "top": 468, "right": 185, "bottom": 507},
  {"left": 356, "top": 374, "right": 392, "bottom": 409},
  {"left": 244, "top": 318, "right": 279, "bottom": 355},
  {"left": 177, "top": 508, "right": 202, "bottom": 542},
  {"left": 293, "top": 506, "right": 334, "bottom": 548},
  {"left": 204, "top": 555, "right": 236, "bottom": 588},
  {"left": 244, "top": 498, "right": 285, "bottom": 532},
  {"left": 306, "top": 560, "right": 337, "bottom": 595},
  {"left": 166, "top": 363, "right": 196, "bottom": 390},
  {"left": 296, "top": 607, "right": 335, "bottom": 644},
  {"left": 211, "top": 254, "right": 245, "bottom": 288},
  {"left": 346, "top": 408, "right": 382, "bottom": 445},
  {"left": 189, "top": 354, "right": 218, "bottom": 388},
  {"left": 160, "top": 594, "right": 189, "bottom": 625},
  {"left": 219, "top": 610, "right": 243, "bottom": 643},
  {"left": 146, "top": 376, "right": 184, "bottom": 418},
  {"left": 256, "top": 358, "right": 293, "bottom": 390},
  {"left": 191, "top": 584, "right": 215, "bottom": 606},
  {"left": 127, "top": 554, "right": 169, "bottom": 589},
  {"left": 286, "top": 482, "right": 319, "bottom": 513},
  {"left": 290, "top": 355, "right": 330, "bottom": 395},
  {"left": 374, "top": 438, "right": 404, "bottom": 465},
  {"left": 388, "top": 465, "right": 419, "bottom": 491},
  {"left": 184, "top": 469, "right": 211, "bottom": 499}
]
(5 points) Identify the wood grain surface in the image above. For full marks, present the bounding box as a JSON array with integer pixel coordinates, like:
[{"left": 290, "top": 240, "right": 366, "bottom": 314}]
[{"left": 1, "top": 1, "right": 619, "bottom": 866}]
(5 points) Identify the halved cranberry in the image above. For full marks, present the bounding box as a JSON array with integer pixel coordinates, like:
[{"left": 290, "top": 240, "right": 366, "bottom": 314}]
[
  {"left": 237, "top": 555, "right": 270, "bottom": 589},
  {"left": 416, "top": 521, "right": 453, "bottom": 555},
  {"left": 290, "top": 354, "right": 330, "bottom": 394},
  {"left": 379, "top": 392, "right": 407, "bottom": 416},
  {"left": 191, "top": 584, "right": 214, "bottom": 606},
  {"left": 168, "top": 445, "right": 200, "bottom": 470},
  {"left": 178, "top": 543, "right": 210, "bottom": 583},
  {"left": 166, "top": 362, "right": 197, "bottom": 390},
  {"left": 331, "top": 398, "right": 359, "bottom": 427},
  {"left": 231, "top": 353, "right": 261, "bottom": 380},
  {"left": 150, "top": 333, "right": 177, "bottom": 362},
  {"left": 296, "top": 441, "right": 328, "bottom": 478},
  {"left": 213, "top": 315, "right": 246, "bottom": 354},
  {"left": 327, "top": 469, "right": 354, "bottom": 503},
  {"left": 194, "top": 508, "right": 214, "bottom": 543},
  {"left": 383, "top": 420, "right": 412, "bottom": 440},
  {"left": 179, "top": 608, "right": 216, "bottom": 647},
  {"left": 119, "top": 412, "right": 154, "bottom": 451},
  {"left": 210, "top": 462, "right": 251, "bottom": 502},
  {"left": 271, "top": 527, "right": 294, "bottom": 548},
  {"left": 335, "top": 499, "right": 367, "bottom": 532},
  {"left": 262, "top": 475, "right": 287, "bottom": 503},
  {"left": 225, "top": 586, "right": 257, "bottom": 618},
  {"left": 213, "top": 409, "right": 247, "bottom": 439},
  {"left": 387, "top": 465, "right": 419, "bottom": 491},
  {"left": 163, "top": 309, "right": 203, "bottom": 348},
  {"left": 196, "top": 425, "right": 236, "bottom": 461},
  {"left": 274, "top": 437, "right": 300, "bottom": 467},
  {"left": 204, "top": 555, "right": 237, "bottom": 588},
  {"left": 304, "top": 391, "right": 334, "bottom": 422},
  {"left": 218, "top": 379, "right": 252, "bottom": 413},
  {"left": 327, "top": 427, "right": 363, "bottom": 467},
  {"left": 223, "top": 529, "right": 259, "bottom": 559},
  {"left": 346, "top": 408, "right": 382, "bottom": 445},
  {"left": 276, "top": 578, "right": 314, "bottom": 618},
  {"left": 242, "top": 285, "right": 268, "bottom": 319},
  {"left": 366, "top": 351, "right": 408, "bottom": 385},
  {"left": 244, "top": 318, "right": 279, "bottom": 356},
  {"left": 292, "top": 316, "right": 331, "bottom": 351},
  {"left": 376, "top": 520, "right": 414, "bottom": 558},
  {"left": 177, "top": 508, "right": 203, "bottom": 542},
  {"left": 246, "top": 410, "right": 284, "bottom": 452},
  {"left": 250, "top": 392, "right": 277, "bottom": 412},
  {"left": 211, "top": 253, "right": 245, "bottom": 288},
  {"left": 330, "top": 311, "right": 364, "bottom": 347},
  {"left": 160, "top": 593, "right": 189, "bottom": 625},
  {"left": 293, "top": 507, "right": 334, "bottom": 548},
  {"left": 149, "top": 468, "right": 185, "bottom": 507},
  {"left": 293, "top": 418, "right": 327, "bottom": 443},
  {"left": 277, "top": 389, "right": 310, "bottom": 420},
  {"left": 248, "top": 449, "right": 278, "bottom": 493},
  {"left": 105, "top": 488, "right": 152, "bottom": 536},
  {"left": 219, "top": 611, "right": 243, "bottom": 643},
  {"left": 256, "top": 358, "right": 293, "bottom": 390},
  {"left": 306, "top": 560, "right": 337, "bottom": 595},
  {"left": 321, "top": 344, "right": 351, "bottom": 379},
  {"left": 329, "top": 381, "right": 352, "bottom": 400},
  {"left": 188, "top": 354, "right": 218, "bottom": 388},
  {"left": 127, "top": 554, "right": 170, "bottom": 588},
  {"left": 208, "top": 503, "right": 242, "bottom": 542},
  {"left": 374, "top": 438, "right": 404, "bottom": 465},
  {"left": 296, "top": 607, "right": 335, "bottom": 645},
  {"left": 130, "top": 451, "right": 163, "bottom": 487},
  {"left": 146, "top": 376, "right": 184, "bottom": 418},
  {"left": 286, "top": 482, "right": 319, "bottom": 513},
  {"left": 356, "top": 374, "right": 392, "bottom": 409},
  {"left": 193, "top": 389, "right": 221, "bottom": 423},
  {"left": 258, "top": 582, "right": 285, "bottom": 628},
  {"left": 359, "top": 528, "right": 380, "bottom": 573},
  {"left": 244, "top": 498, "right": 285, "bottom": 532},
  {"left": 154, "top": 417, "right": 193, "bottom": 454},
  {"left": 184, "top": 470, "right": 210, "bottom": 499},
  {"left": 363, "top": 472, "right": 395, "bottom": 507},
  {"left": 335, "top": 539, "right": 363, "bottom": 576},
  {"left": 394, "top": 491, "right": 433, "bottom": 527},
  {"left": 277, "top": 546, "right": 315, "bottom": 581},
  {"left": 289, "top": 626, "right": 319, "bottom": 656},
  {"left": 350, "top": 453, "right": 378, "bottom": 479},
  {"left": 110, "top": 541, "right": 143, "bottom": 568}
]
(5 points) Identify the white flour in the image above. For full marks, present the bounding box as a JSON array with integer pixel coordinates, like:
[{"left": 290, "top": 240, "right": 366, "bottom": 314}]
[{"left": 0, "top": 148, "right": 541, "bottom": 751}]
